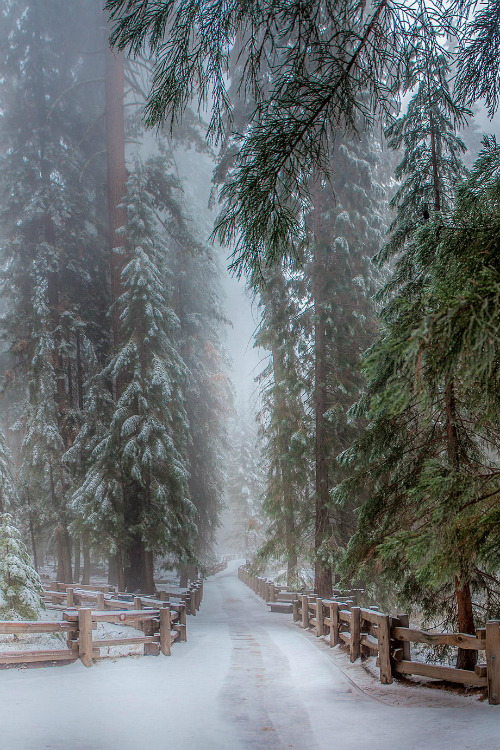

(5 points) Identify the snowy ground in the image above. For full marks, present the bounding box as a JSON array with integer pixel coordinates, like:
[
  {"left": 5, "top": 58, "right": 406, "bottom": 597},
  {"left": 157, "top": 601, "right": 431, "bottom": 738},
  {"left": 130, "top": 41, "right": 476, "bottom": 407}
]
[{"left": 0, "top": 561, "right": 498, "bottom": 750}]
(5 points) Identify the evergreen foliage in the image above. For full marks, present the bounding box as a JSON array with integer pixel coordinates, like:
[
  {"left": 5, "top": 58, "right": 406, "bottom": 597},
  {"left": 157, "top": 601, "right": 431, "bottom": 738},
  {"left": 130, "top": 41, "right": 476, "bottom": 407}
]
[
  {"left": 455, "top": 0, "right": 500, "bottom": 116},
  {"left": 106, "top": 0, "right": 462, "bottom": 272},
  {"left": 0, "top": 513, "right": 44, "bottom": 620},
  {"left": 225, "top": 409, "right": 265, "bottom": 557},
  {"left": 253, "top": 267, "right": 311, "bottom": 583},
  {"left": 332, "top": 44, "right": 500, "bottom": 665},
  {"left": 0, "top": 1, "right": 228, "bottom": 585},
  {"left": 252, "top": 129, "right": 385, "bottom": 592},
  {"left": 72, "top": 163, "right": 196, "bottom": 571},
  {"left": 0, "top": 0, "right": 109, "bottom": 581},
  {"left": 0, "top": 428, "right": 17, "bottom": 516}
]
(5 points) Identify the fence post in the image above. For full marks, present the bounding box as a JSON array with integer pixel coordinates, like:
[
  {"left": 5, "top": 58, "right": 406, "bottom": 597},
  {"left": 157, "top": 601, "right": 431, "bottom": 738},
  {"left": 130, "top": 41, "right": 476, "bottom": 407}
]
[
  {"left": 292, "top": 599, "right": 300, "bottom": 622},
  {"left": 392, "top": 613, "right": 411, "bottom": 662},
  {"left": 97, "top": 592, "right": 105, "bottom": 610},
  {"left": 179, "top": 604, "right": 187, "bottom": 642},
  {"left": 189, "top": 589, "right": 196, "bottom": 616},
  {"left": 160, "top": 606, "right": 172, "bottom": 656},
  {"left": 329, "top": 602, "right": 339, "bottom": 647},
  {"left": 78, "top": 608, "right": 93, "bottom": 667},
  {"left": 486, "top": 620, "right": 500, "bottom": 705},
  {"left": 301, "top": 595, "right": 309, "bottom": 629},
  {"left": 315, "top": 598, "right": 324, "bottom": 637},
  {"left": 66, "top": 587, "right": 74, "bottom": 608},
  {"left": 350, "top": 607, "right": 361, "bottom": 662},
  {"left": 269, "top": 583, "right": 276, "bottom": 603},
  {"left": 63, "top": 611, "right": 78, "bottom": 650},
  {"left": 377, "top": 614, "right": 393, "bottom": 684}
]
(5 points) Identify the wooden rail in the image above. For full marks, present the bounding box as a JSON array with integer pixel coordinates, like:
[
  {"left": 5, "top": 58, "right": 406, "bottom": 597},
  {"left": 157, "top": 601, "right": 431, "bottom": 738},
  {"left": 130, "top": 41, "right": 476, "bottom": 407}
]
[
  {"left": 0, "top": 574, "right": 202, "bottom": 670},
  {"left": 239, "top": 565, "right": 500, "bottom": 705},
  {"left": 42, "top": 577, "right": 204, "bottom": 616},
  {"left": 0, "top": 602, "right": 187, "bottom": 668}
]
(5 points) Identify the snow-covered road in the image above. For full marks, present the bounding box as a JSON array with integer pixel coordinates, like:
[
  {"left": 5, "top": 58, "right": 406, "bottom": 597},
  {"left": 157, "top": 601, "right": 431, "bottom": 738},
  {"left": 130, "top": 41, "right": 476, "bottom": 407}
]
[{"left": 0, "top": 562, "right": 498, "bottom": 750}]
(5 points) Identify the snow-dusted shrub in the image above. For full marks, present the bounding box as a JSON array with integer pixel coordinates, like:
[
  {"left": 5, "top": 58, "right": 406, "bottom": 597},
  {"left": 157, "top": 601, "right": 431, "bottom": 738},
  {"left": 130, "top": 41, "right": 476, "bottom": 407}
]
[{"left": 0, "top": 514, "right": 44, "bottom": 620}]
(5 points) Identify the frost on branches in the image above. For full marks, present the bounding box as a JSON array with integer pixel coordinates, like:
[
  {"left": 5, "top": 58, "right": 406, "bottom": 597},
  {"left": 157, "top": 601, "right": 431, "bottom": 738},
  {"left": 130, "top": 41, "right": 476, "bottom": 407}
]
[{"left": 0, "top": 514, "right": 44, "bottom": 620}]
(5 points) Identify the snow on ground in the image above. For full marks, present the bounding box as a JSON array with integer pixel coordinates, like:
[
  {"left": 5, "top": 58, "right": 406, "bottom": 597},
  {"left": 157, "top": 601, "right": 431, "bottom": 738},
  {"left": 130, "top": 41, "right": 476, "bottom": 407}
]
[{"left": 0, "top": 561, "right": 498, "bottom": 750}]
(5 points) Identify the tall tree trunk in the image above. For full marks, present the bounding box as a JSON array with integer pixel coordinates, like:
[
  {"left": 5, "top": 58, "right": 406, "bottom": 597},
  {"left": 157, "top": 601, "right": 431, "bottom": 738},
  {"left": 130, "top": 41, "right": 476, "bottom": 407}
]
[
  {"left": 33, "top": 1, "right": 73, "bottom": 582},
  {"left": 28, "top": 503, "right": 38, "bottom": 572},
  {"left": 429, "top": 112, "right": 441, "bottom": 213},
  {"left": 124, "top": 533, "right": 143, "bottom": 592},
  {"left": 285, "top": 506, "right": 298, "bottom": 588},
  {"left": 445, "top": 377, "right": 477, "bottom": 670},
  {"left": 82, "top": 531, "right": 91, "bottom": 585},
  {"left": 74, "top": 537, "right": 81, "bottom": 582},
  {"left": 106, "top": 46, "right": 128, "bottom": 349},
  {"left": 310, "top": 187, "right": 333, "bottom": 598},
  {"left": 56, "top": 524, "right": 72, "bottom": 583},
  {"left": 62, "top": 528, "right": 73, "bottom": 584},
  {"left": 75, "top": 329, "right": 84, "bottom": 411},
  {"left": 50, "top": 461, "right": 72, "bottom": 583},
  {"left": 431, "top": 109, "right": 476, "bottom": 668},
  {"left": 108, "top": 554, "right": 118, "bottom": 586},
  {"left": 455, "top": 575, "right": 477, "bottom": 669},
  {"left": 143, "top": 550, "right": 155, "bottom": 595},
  {"left": 109, "top": 551, "right": 125, "bottom": 591},
  {"left": 179, "top": 567, "right": 189, "bottom": 588},
  {"left": 105, "top": 41, "right": 144, "bottom": 592},
  {"left": 270, "top": 328, "right": 298, "bottom": 589},
  {"left": 313, "top": 229, "right": 332, "bottom": 598}
]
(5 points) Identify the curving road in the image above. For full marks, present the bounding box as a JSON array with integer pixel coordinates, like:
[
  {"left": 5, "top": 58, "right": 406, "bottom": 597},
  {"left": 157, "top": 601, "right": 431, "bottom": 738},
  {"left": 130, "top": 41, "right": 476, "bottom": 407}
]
[{"left": 0, "top": 561, "right": 498, "bottom": 750}]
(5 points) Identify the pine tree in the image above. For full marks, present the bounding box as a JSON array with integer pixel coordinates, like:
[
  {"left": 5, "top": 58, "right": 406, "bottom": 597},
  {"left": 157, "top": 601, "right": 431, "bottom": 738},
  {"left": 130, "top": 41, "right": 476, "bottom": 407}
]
[
  {"left": 253, "top": 266, "right": 311, "bottom": 586},
  {"left": 403, "top": 137, "right": 500, "bottom": 618},
  {"left": 19, "top": 282, "right": 72, "bottom": 582},
  {"left": 0, "top": 0, "right": 110, "bottom": 580},
  {"left": 303, "top": 132, "right": 384, "bottom": 595},
  {"left": 166, "top": 175, "right": 231, "bottom": 561},
  {"left": 333, "top": 43, "right": 490, "bottom": 669},
  {"left": 225, "top": 409, "right": 265, "bottom": 557},
  {"left": 0, "top": 427, "right": 43, "bottom": 619},
  {"left": 250, "top": 130, "right": 384, "bottom": 594},
  {"left": 72, "top": 163, "right": 197, "bottom": 592},
  {"left": 0, "top": 514, "right": 44, "bottom": 620}
]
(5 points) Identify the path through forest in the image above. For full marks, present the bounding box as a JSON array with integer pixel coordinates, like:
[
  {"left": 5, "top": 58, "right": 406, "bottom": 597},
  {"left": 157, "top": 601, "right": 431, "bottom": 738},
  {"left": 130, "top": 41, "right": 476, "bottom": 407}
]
[{"left": 0, "top": 562, "right": 498, "bottom": 750}]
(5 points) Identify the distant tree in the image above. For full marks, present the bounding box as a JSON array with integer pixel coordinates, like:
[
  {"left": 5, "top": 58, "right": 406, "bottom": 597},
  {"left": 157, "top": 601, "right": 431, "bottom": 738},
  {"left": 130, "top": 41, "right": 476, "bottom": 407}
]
[
  {"left": 0, "top": 429, "right": 17, "bottom": 516},
  {"left": 253, "top": 267, "right": 311, "bottom": 586},
  {"left": 71, "top": 163, "right": 196, "bottom": 592},
  {"left": 154, "top": 138, "right": 231, "bottom": 562},
  {"left": 225, "top": 410, "right": 265, "bottom": 557}
]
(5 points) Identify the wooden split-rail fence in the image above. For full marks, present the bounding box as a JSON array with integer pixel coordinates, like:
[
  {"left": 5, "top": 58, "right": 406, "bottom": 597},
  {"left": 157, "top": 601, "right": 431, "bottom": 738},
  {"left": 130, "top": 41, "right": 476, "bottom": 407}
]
[
  {"left": 0, "top": 603, "right": 186, "bottom": 668},
  {"left": 42, "top": 578, "right": 204, "bottom": 616},
  {"left": 239, "top": 566, "right": 500, "bottom": 705},
  {"left": 0, "top": 577, "right": 204, "bottom": 669}
]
